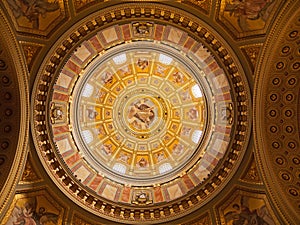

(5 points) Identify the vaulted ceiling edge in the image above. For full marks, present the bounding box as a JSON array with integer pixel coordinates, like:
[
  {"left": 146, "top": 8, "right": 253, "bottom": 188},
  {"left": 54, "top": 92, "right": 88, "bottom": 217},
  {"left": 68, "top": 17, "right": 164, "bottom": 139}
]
[
  {"left": 254, "top": 0, "right": 300, "bottom": 224},
  {"left": 0, "top": 6, "right": 29, "bottom": 220}
]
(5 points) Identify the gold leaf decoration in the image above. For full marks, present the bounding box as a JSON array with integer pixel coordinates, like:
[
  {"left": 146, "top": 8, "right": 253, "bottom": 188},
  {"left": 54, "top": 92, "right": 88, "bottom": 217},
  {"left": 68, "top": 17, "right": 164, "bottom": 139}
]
[
  {"left": 74, "top": 0, "right": 97, "bottom": 12},
  {"left": 20, "top": 155, "right": 41, "bottom": 183},
  {"left": 182, "top": 212, "right": 211, "bottom": 225},
  {"left": 241, "top": 155, "right": 262, "bottom": 184},
  {"left": 21, "top": 43, "right": 42, "bottom": 72},
  {"left": 72, "top": 214, "right": 105, "bottom": 225},
  {"left": 183, "top": 0, "right": 211, "bottom": 14},
  {"left": 241, "top": 45, "right": 262, "bottom": 73}
]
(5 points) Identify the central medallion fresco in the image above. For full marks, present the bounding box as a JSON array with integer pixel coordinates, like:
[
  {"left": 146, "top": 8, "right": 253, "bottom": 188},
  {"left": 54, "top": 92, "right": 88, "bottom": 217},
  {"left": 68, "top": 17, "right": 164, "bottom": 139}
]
[
  {"left": 71, "top": 43, "right": 206, "bottom": 184},
  {"left": 127, "top": 96, "right": 157, "bottom": 130},
  {"left": 117, "top": 89, "right": 167, "bottom": 137},
  {"left": 125, "top": 94, "right": 160, "bottom": 131}
]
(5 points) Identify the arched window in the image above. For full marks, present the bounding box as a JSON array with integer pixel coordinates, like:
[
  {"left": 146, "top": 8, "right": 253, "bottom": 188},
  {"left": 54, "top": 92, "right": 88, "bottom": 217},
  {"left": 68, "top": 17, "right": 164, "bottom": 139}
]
[
  {"left": 192, "top": 130, "right": 202, "bottom": 144},
  {"left": 191, "top": 84, "right": 202, "bottom": 98},
  {"left": 82, "top": 83, "right": 93, "bottom": 97},
  {"left": 159, "top": 163, "right": 172, "bottom": 174},
  {"left": 82, "top": 130, "right": 93, "bottom": 144},
  {"left": 113, "top": 53, "right": 127, "bottom": 65},
  {"left": 113, "top": 163, "right": 126, "bottom": 174}
]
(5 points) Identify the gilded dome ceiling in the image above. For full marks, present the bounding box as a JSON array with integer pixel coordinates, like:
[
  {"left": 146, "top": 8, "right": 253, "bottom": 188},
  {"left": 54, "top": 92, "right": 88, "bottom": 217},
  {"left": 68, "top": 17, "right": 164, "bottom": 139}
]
[
  {"left": 1, "top": 1, "right": 299, "bottom": 225},
  {"left": 31, "top": 4, "right": 250, "bottom": 224},
  {"left": 68, "top": 42, "right": 208, "bottom": 185}
]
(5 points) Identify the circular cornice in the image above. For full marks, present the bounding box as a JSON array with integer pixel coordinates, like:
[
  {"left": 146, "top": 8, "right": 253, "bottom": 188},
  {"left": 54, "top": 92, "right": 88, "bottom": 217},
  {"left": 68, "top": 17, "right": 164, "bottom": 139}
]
[
  {"left": 0, "top": 8, "right": 29, "bottom": 219},
  {"left": 31, "top": 3, "right": 251, "bottom": 223},
  {"left": 254, "top": 1, "right": 300, "bottom": 224}
]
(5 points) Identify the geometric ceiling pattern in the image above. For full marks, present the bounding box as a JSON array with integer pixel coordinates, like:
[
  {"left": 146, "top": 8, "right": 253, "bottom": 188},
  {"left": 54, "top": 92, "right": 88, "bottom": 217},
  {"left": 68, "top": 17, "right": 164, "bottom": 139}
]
[{"left": 0, "top": 0, "right": 299, "bottom": 224}]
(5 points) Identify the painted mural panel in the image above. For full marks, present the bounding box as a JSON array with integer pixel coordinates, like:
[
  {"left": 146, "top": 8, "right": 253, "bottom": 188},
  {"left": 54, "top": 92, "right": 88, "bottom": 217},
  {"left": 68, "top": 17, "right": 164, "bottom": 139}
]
[
  {"left": 4, "top": 189, "right": 65, "bottom": 225},
  {"left": 4, "top": 0, "right": 67, "bottom": 36},
  {"left": 182, "top": 0, "right": 211, "bottom": 15},
  {"left": 219, "top": 0, "right": 276, "bottom": 37},
  {"left": 218, "top": 189, "right": 277, "bottom": 225}
]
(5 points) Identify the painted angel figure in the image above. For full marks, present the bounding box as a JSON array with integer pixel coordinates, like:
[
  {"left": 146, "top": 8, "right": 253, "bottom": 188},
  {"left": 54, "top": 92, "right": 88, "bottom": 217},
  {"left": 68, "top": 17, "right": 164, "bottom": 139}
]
[
  {"left": 7, "top": 0, "right": 60, "bottom": 29},
  {"left": 224, "top": 196, "right": 275, "bottom": 225},
  {"left": 224, "top": 0, "right": 274, "bottom": 31}
]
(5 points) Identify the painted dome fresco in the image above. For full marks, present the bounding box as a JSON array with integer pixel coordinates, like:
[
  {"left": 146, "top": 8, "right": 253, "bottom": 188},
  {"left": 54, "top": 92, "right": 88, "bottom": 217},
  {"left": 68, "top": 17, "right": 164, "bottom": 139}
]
[
  {"left": 2, "top": 0, "right": 300, "bottom": 224},
  {"left": 69, "top": 42, "right": 207, "bottom": 185},
  {"left": 30, "top": 6, "right": 251, "bottom": 221}
]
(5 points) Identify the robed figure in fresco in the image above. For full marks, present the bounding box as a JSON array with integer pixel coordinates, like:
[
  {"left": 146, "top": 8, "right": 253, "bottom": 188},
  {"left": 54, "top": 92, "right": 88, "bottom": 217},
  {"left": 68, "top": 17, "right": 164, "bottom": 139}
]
[
  {"left": 224, "top": 0, "right": 275, "bottom": 32},
  {"left": 224, "top": 196, "right": 275, "bottom": 225},
  {"left": 7, "top": 0, "right": 60, "bottom": 29}
]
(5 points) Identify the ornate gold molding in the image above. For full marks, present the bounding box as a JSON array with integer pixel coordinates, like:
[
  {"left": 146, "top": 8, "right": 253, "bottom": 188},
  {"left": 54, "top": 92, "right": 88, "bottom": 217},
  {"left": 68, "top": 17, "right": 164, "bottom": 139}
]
[
  {"left": 253, "top": 0, "right": 300, "bottom": 223},
  {"left": 0, "top": 7, "right": 29, "bottom": 221},
  {"left": 20, "top": 42, "right": 43, "bottom": 73},
  {"left": 241, "top": 44, "right": 263, "bottom": 74}
]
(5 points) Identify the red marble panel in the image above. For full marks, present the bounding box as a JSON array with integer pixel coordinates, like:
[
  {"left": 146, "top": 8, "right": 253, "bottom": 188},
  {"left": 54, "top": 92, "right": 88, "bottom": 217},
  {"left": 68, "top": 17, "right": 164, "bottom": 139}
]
[
  {"left": 114, "top": 187, "right": 121, "bottom": 201},
  {"left": 154, "top": 24, "right": 164, "bottom": 41},
  {"left": 83, "top": 173, "right": 95, "bottom": 185},
  {"left": 215, "top": 94, "right": 224, "bottom": 101},
  {"left": 204, "top": 55, "right": 214, "bottom": 64},
  {"left": 203, "top": 152, "right": 214, "bottom": 163},
  {"left": 61, "top": 68, "right": 77, "bottom": 78},
  {"left": 162, "top": 187, "right": 170, "bottom": 202},
  {"left": 53, "top": 134, "right": 68, "bottom": 142},
  {"left": 154, "top": 186, "right": 164, "bottom": 203},
  {"left": 120, "top": 186, "right": 131, "bottom": 203},
  {"left": 71, "top": 161, "right": 83, "bottom": 172},
  {"left": 191, "top": 42, "right": 201, "bottom": 53},
  {"left": 89, "top": 175, "right": 103, "bottom": 191},
  {"left": 52, "top": 125, "right": 69, "bottom": 135},
  {"left": 214, "top": 68, "right": 225, "bottom": 76},
  {"left": 177, "top": 181, "right": 186, "bottom": 195},
  {"left": 223, "top": 134, "right": 231, "bottom": 142},
  {"left": 189, "top": 170, "right": 201, "bottom": 185},
  {"left": 71, "top": 55, "right": 84, "bottom": 66},
  {"left": 122, "top": 24, "right": 131, "bottom": 41},
  {"left": 209, "top": 147, "right": 225, "bottom": 159},
  {"left": 182, "top": 174, "right": 195, "bottom": 190},
  {"left": 65, "top": 60, "right": 81, "bottom": 74},
  {"left": 184, "top": 37, "right": 196, "bottom": 50},
  {"left": 178, "top": 33, "right": 189, "bottom": 46},
  {"left": 200, "top": 161, "right": 211, "bottom": 173},
  {"left": 219, "top": 86, "right": 231, "bottom": 93},
  {"left": 52, "top": 92, "right": 69, "bottom": 102},
  {"left": 115, "top": 25, "right": 123, "bottom": 40},
  {"left": 203, "top": 153, "right": 219, "bottom": 169},
  {"left": 214, "top": 132, "right": 230, "bottom": 140},
  {"left": 65, "top": 153, "right": 81, "bottom": 166},
  {"left": 201, "top": 155, "right": 213, "bottom": 169},
  {"left": 208, "top": 61, "right": 219, "bottom": 71},
  {"left": 61, "top": 149, "right": 75, "bottom": 158},
  {"left": 53, "top": 85, "right": 68, "bottom": 93},
  {"left": 162, "top": 25, "right": 170, "bottom": 40},
  {"left": 215, "top": 92, "right": 231, "bottom": 101},
  {"left": 215, "top": 125, "right": 231, "bottom": 134},
  {"left": 89, "top": 35, "right": 103, "bottom": 52},
  {"left": 83, "top": 41, "right": 96, "bottom": 54},
  {"left": 202, "top": 65, "right": 211, "bottom": 75},
  {"left": 97, "top": 182, "right": 106, "bottom": 195}
]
